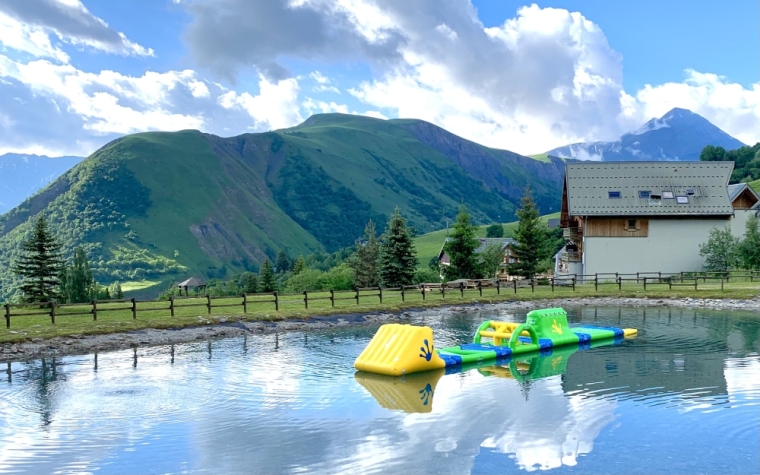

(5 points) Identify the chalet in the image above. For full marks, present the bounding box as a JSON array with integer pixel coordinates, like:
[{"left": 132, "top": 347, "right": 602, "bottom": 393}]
[
  {"left": 556, "top": 161, "right": 760, "bottom": 276},
  {"left": 438, "top": 237, "right": 518, "bottom": 279}
]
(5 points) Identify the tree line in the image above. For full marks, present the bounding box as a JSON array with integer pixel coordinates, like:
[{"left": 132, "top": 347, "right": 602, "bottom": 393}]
[
  {"left": 699, "top": 216, "right": 760, "bottom": 272},
  {"left": 10, "top": 187, "right": 555, "bottom": 303}
]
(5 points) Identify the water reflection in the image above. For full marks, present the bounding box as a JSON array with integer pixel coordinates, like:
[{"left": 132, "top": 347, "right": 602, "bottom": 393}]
[{"left": 0, "top": 307, "right": 757, "bottom": 474}]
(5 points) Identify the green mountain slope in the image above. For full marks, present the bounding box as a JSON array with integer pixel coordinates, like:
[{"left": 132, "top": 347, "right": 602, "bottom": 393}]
[{"left": 0, "top": 113, "right": 568, "bottom": 300}]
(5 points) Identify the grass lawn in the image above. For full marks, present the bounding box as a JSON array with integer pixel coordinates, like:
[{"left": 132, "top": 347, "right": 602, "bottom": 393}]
[
  {"left": 413, "top": 212, "right": 561, "bottom": 267},
  {"left": 121, "top": 280, "right": 162, "bottom": 293},
  {"left": 2, "top": 279, "right": 758, "bottom": 344}
]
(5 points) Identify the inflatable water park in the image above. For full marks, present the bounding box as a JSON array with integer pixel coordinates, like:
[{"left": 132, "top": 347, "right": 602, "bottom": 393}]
[
  {"left": 355, "top": 307, "right": 637, "bottom": 376},
  {"left": 354, "top": 308, "right": 637, "bottom": 412}
]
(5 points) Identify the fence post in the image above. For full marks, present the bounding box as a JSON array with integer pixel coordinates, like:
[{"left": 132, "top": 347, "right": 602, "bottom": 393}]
[
  {"left": 400, "top": 286, "right": 405, "bottom": 303},
  {"left": 496, "top": 280, "right": 500, "bottom": 295},
  {"left": 636, "top": 272, "right": 639, "bottom": 284},
  {"left": 274, "top": 292, "right": 279, "bottom": 311},
  {"left": 478, "top": 281, "right": 482, "bottom": 297},
  {"left": 207, "top": 295, "right": 212, "bottom": 315},
  {"left": 304, "top": 291, "right": 308, "bottom": 309},
  {"left": 680, "top": 271, "right": 684, "bottom": 283},
  {"left": 379, "top": 287, "right": 383, "bottom": 304},
  {"left": 594, "top": 274, "right": 598, "bottom": 291},
  {"left": 551, "top": 277, "right": 554, "bottom": 293},
  {"left": 721, "top": 278, "right": 724, "bottom": 291},
  {"left": 442, "top": 284, "right": 445, "bottom": 299},
  {"left": 330, "top": 290, "right": 335, "bottom": 307},
  {"left": 421, "top": 285, "right": 426, "bottom": 301},
  {"left": 92, "top": 300, "right": 97, "bottom": 321},
  {"left": 355, "top": 288, "right": 360, "bottom": 305},
  {"left": 170, "top": 296, "right": 175, "bottom": 317},
  {"left": 572, "top": 277, "right": 576, "bottom": 291},
  {"left": 694, "top": 279, "right": 698, "bottom": 290},
  {"left": 513, "top": 279, "right": 517, "bottom": 294},
  {"left": 531, "top": 279, "right": 535, "bottom": 293},
  {"left": 4, "top": 304, "right": 10, "bottom": 329},
  {"left": 242, "top": 293, "right": 248, "bottom": 313},
  {"left": 617, "top": 276, "right": 621, "bottom": 291},
  {"left": 131, "top": 298, "right": 137, "bottom": 319},
  {"left": 643, "top": 277, "right": 647, "bottom": 291},
  {"left": 668, "top": 280, "right": 672, "bottom": 290},
  {"left": 459, "top": 282, "right": 464, "bottom": 298},
  {"left": 50, "top": 301, "right": 56, "bottom": 324}
]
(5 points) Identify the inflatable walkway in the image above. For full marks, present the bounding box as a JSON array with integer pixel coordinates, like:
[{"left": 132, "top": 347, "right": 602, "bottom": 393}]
[{"left": 354, "top": 307, "right": 636, "bottom": 376}]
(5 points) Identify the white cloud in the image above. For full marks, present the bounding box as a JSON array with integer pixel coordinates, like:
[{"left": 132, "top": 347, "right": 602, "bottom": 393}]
[
  {"left": 0, "top": 0, "right": 153, "bottom": 60},
  {"left": 216, "top": 75, "right": 303, "bottom": 130},
  {"left": 302, "top": 98, "right": 349, "bottom": 115}
]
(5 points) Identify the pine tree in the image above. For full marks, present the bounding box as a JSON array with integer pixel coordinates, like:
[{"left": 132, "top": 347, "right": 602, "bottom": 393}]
[
  {"left": 292, "top": 256, "right": 306, "bottom": 275},
  {"left": 378, "top": 208, "right": 419, "bottom": 287},
  {"left": 275, "top": 250, "right": 291, "bottom": 273},
  {"left": 259, "top": 259, "right": 277, "bottom": 292},
  {"left": 61, "top": 246, "right": 97, "bottom": 303},
  {"left": 243, "top": 272, "right": 258, "bottom": 293},
  {"left": 486, "top": 223, "right": 505, "bottom": 238},
  {"left": 352, "top": 220, "right": 380, "bottom": 287},
  {"left": 12, "top": 215, "right": 64, "bottom": 302},
  {"left": 508, "top": 186, "right": 550, "bottom": 279},
  {"left": 443, "top": 205, "right": 481, "bottom": 280}
]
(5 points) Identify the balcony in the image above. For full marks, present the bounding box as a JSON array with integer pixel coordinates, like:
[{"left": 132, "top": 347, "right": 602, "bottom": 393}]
[
  {"left": 563, "top": 227, "right": 582, "bottom": 242},
  {"left": 562, "top": 251, "right": 582, "bottom": 262}
]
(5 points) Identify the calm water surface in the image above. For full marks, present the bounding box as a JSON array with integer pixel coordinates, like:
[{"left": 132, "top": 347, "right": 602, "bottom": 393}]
[{"left": 0, "top": 307, "right": 758, "bottom": 474}]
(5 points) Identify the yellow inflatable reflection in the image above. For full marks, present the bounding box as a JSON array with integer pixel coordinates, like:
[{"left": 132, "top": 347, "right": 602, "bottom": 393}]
[{"left": 354, "top": 369, "right": 446, "bottom": 413}]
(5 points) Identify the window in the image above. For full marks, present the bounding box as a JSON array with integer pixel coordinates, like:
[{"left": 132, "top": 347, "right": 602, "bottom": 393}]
[
  {"left": 638, "top": 190, "right": 650, "bottom": 198},
  {"left": 662, "top": 191, "right": 674, "bottom": 199},
  {"left": 626, "top": 219, "right": 638, "bottom": 231},
  {"left": 676, "top": 196, "right": 689, "bottom": 204},
  {"left": 608, "top": 191, "right": 622, "bottom": 199},
  {"left": 686, "top": 188, "right": 695, "bottom": 195}
]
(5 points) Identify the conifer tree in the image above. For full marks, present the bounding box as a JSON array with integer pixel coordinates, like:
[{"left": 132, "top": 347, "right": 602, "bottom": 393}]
[
  {"left": 243, "top": 272, "right": 258, "bottom": 293},
  {"left": 110, "top": 281, "right": 124, "bottom": 299},
  {"left": 443, "top": 205, "right": 481, "bottom": 280},
  {"left": 259, "top": 259, "right": 277, "bottom": 292},
  {"left": 508, "top": 186, "right": 550, "bottom": 279},
  {"left": 275, "top": 250, "right": 291, "bottom": 273},
  {"left": 292, "top": 256, "right": 307, "bottom": 275},
  {"left": 377, "top": 208, "right": 419, "bottom": 287},
  {"left": 352, "top": 220, "right": 380, "bottom": 287},
  {"left": 61, "top": 246, "right": 97, "bottom": 303},
  {"left": 13, "top": 215, "right": 64, "bottom": 302}
]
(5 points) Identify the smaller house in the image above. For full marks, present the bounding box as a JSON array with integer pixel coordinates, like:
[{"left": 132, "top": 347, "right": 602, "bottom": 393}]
[
  {"left": 438, "top": 237, "right": 518, "bottom": 279},
  {"left": 178, "top": 277, "right": 207, "bottom": 297}
]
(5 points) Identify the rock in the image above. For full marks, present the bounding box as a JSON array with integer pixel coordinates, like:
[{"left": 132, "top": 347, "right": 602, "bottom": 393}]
[
  {"left": 220, "top": 318, "right": 227, "bottom": 323},
  {"left": 64, "top": 340, "right": 74, "bottom": 345}
]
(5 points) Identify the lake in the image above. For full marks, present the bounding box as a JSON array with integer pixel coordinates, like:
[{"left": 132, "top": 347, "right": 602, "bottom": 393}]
[{"left": 0, "top": 306, "right": 758, "bottom": 474}]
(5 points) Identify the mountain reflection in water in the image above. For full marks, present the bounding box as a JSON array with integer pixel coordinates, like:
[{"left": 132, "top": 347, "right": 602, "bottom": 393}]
[{"left": 0, "top": 306, "right": 757, "bottom": 474}]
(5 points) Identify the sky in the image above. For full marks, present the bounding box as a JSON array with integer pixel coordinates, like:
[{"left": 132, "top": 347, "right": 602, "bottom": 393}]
[{"left": 0, "top": 0, "right": 758, "bottom": 158}]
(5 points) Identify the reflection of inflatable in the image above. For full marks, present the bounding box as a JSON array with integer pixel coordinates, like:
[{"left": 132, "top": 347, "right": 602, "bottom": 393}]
[
  {"left": 354, "top": 308, "right": 636, "bottom": 376},
  {"left": 355, "top": 340, "right": 622, "bottom": 413}
]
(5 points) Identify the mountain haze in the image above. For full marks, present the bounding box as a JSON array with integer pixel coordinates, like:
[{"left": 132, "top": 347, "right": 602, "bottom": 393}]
[
  {"left": 0, "top": 113, "right": 567, "bottom": 299},
  {"left": 0, "top": 154, "right": 83, "bottom": 214},
  {"left": 546, "top": 108, "right": 745, "bottom": 161}
]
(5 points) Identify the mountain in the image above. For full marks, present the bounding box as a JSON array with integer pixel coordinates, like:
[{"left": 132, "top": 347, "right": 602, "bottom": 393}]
[
  {"left": 545, "top": 108, "right": 745, "bottom": 161},
  {"left": 0, "top": 153, "right": 83, "bottom": 214},
  {"left": 0, "top": 113, "right": 567, "bottom": 299}
]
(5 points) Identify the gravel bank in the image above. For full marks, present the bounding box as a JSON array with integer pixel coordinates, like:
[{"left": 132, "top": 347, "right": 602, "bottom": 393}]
[{"left": 2, "top": 296, "right": 759, "bottom": 362}]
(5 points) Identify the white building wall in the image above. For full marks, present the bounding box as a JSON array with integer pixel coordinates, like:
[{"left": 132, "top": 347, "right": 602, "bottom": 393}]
[{"left": 583, "top": 212, "right": 756, "bottom": 275}]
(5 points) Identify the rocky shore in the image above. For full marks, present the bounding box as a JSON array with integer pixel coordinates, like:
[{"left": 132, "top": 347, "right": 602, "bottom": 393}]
[{"left": 2, "top": 296, "right": 759, "bottom": 362}]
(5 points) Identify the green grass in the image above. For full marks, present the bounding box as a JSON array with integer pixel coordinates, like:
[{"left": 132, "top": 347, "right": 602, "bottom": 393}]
[
  {"left": 2, "top": 279, "right": 757, "bottom": 344},
  {"left": 413, "top": 212, "right": 561, "bottom": 267},
  {"left": 746, "top": 178, "right": 760, "bottom": 193},
  {"left": 121, "top": 280, "right": 161, "bottom": 292},
  {"left": 528, "top": 153, "right": 551, "bottom": 163}
]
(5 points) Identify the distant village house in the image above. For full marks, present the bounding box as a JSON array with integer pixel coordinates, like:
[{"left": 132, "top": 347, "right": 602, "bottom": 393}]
[
  {"left": 438, "top": 237, "right": 518, "bottom": 279},
  {"left": 555, "top": 161, "right": 759, "bottom": 277}
]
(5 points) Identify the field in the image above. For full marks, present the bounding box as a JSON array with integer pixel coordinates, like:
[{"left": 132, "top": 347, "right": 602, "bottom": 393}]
[{"left": 2, "top": 277, "right": 758, "bottom": 344}]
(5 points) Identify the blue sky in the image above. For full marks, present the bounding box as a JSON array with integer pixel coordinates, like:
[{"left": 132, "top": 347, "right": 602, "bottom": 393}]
[{"left": 0, "top": 0, "right": 757, "bottom": 157}]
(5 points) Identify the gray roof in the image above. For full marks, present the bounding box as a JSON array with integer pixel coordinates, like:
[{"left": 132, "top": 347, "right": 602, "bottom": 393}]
[
  {"left": 178, "top": 277, "right": 206, "bottom": 287},
  {"left": 547, "top": 218, "right": 560, "bottom": 229},
  {"left": 727, "top": 183, "right": 748, "bottom": 201},
  {"left": 439, "top": 237, "right": 516, "bottom": 258},
  {"left": 564, "top": 161, "right": 734, "bottom": 216}
]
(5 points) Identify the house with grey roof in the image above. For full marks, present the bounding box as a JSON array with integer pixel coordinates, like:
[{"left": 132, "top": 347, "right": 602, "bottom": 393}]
[
  {"left": 438, "top": 237, "right": 518, "bottom": 279},
  {"left": 556, "top": 161, "right": 760, "bottom": 276}
]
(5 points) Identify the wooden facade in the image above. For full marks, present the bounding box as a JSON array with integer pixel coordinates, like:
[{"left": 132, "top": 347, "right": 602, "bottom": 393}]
[
  {"left": 585, "top": 218, "right": 649, "bottom": 237},
  {"left": 731, "top": 188, "right": 759, "bottom": 210}
]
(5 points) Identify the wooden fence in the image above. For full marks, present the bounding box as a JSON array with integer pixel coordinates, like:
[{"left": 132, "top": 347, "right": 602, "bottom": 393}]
[{"left": 3, "top": 270, "right": 759, "bottom": 329}]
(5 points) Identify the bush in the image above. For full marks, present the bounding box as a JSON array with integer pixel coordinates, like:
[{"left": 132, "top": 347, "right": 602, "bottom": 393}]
[{"left": 413, "top": 268, "right": 441, "bottom": 284}]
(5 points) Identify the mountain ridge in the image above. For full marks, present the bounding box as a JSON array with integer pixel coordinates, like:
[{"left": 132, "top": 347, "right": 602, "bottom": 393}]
[
  {"left": 0, "top": 113, "right": 567, "bottom": 300},
  {"left": 545, "top": 108, "right": 745, "bottom": 161},
  {"left": 0, "top": 153, "right": 84, "bottom": 214}
]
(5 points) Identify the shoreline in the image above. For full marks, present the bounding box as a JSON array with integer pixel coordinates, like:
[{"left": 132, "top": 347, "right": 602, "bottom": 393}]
[{"left": 2, "top": 296, "right": 759, "bottom": 363}]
